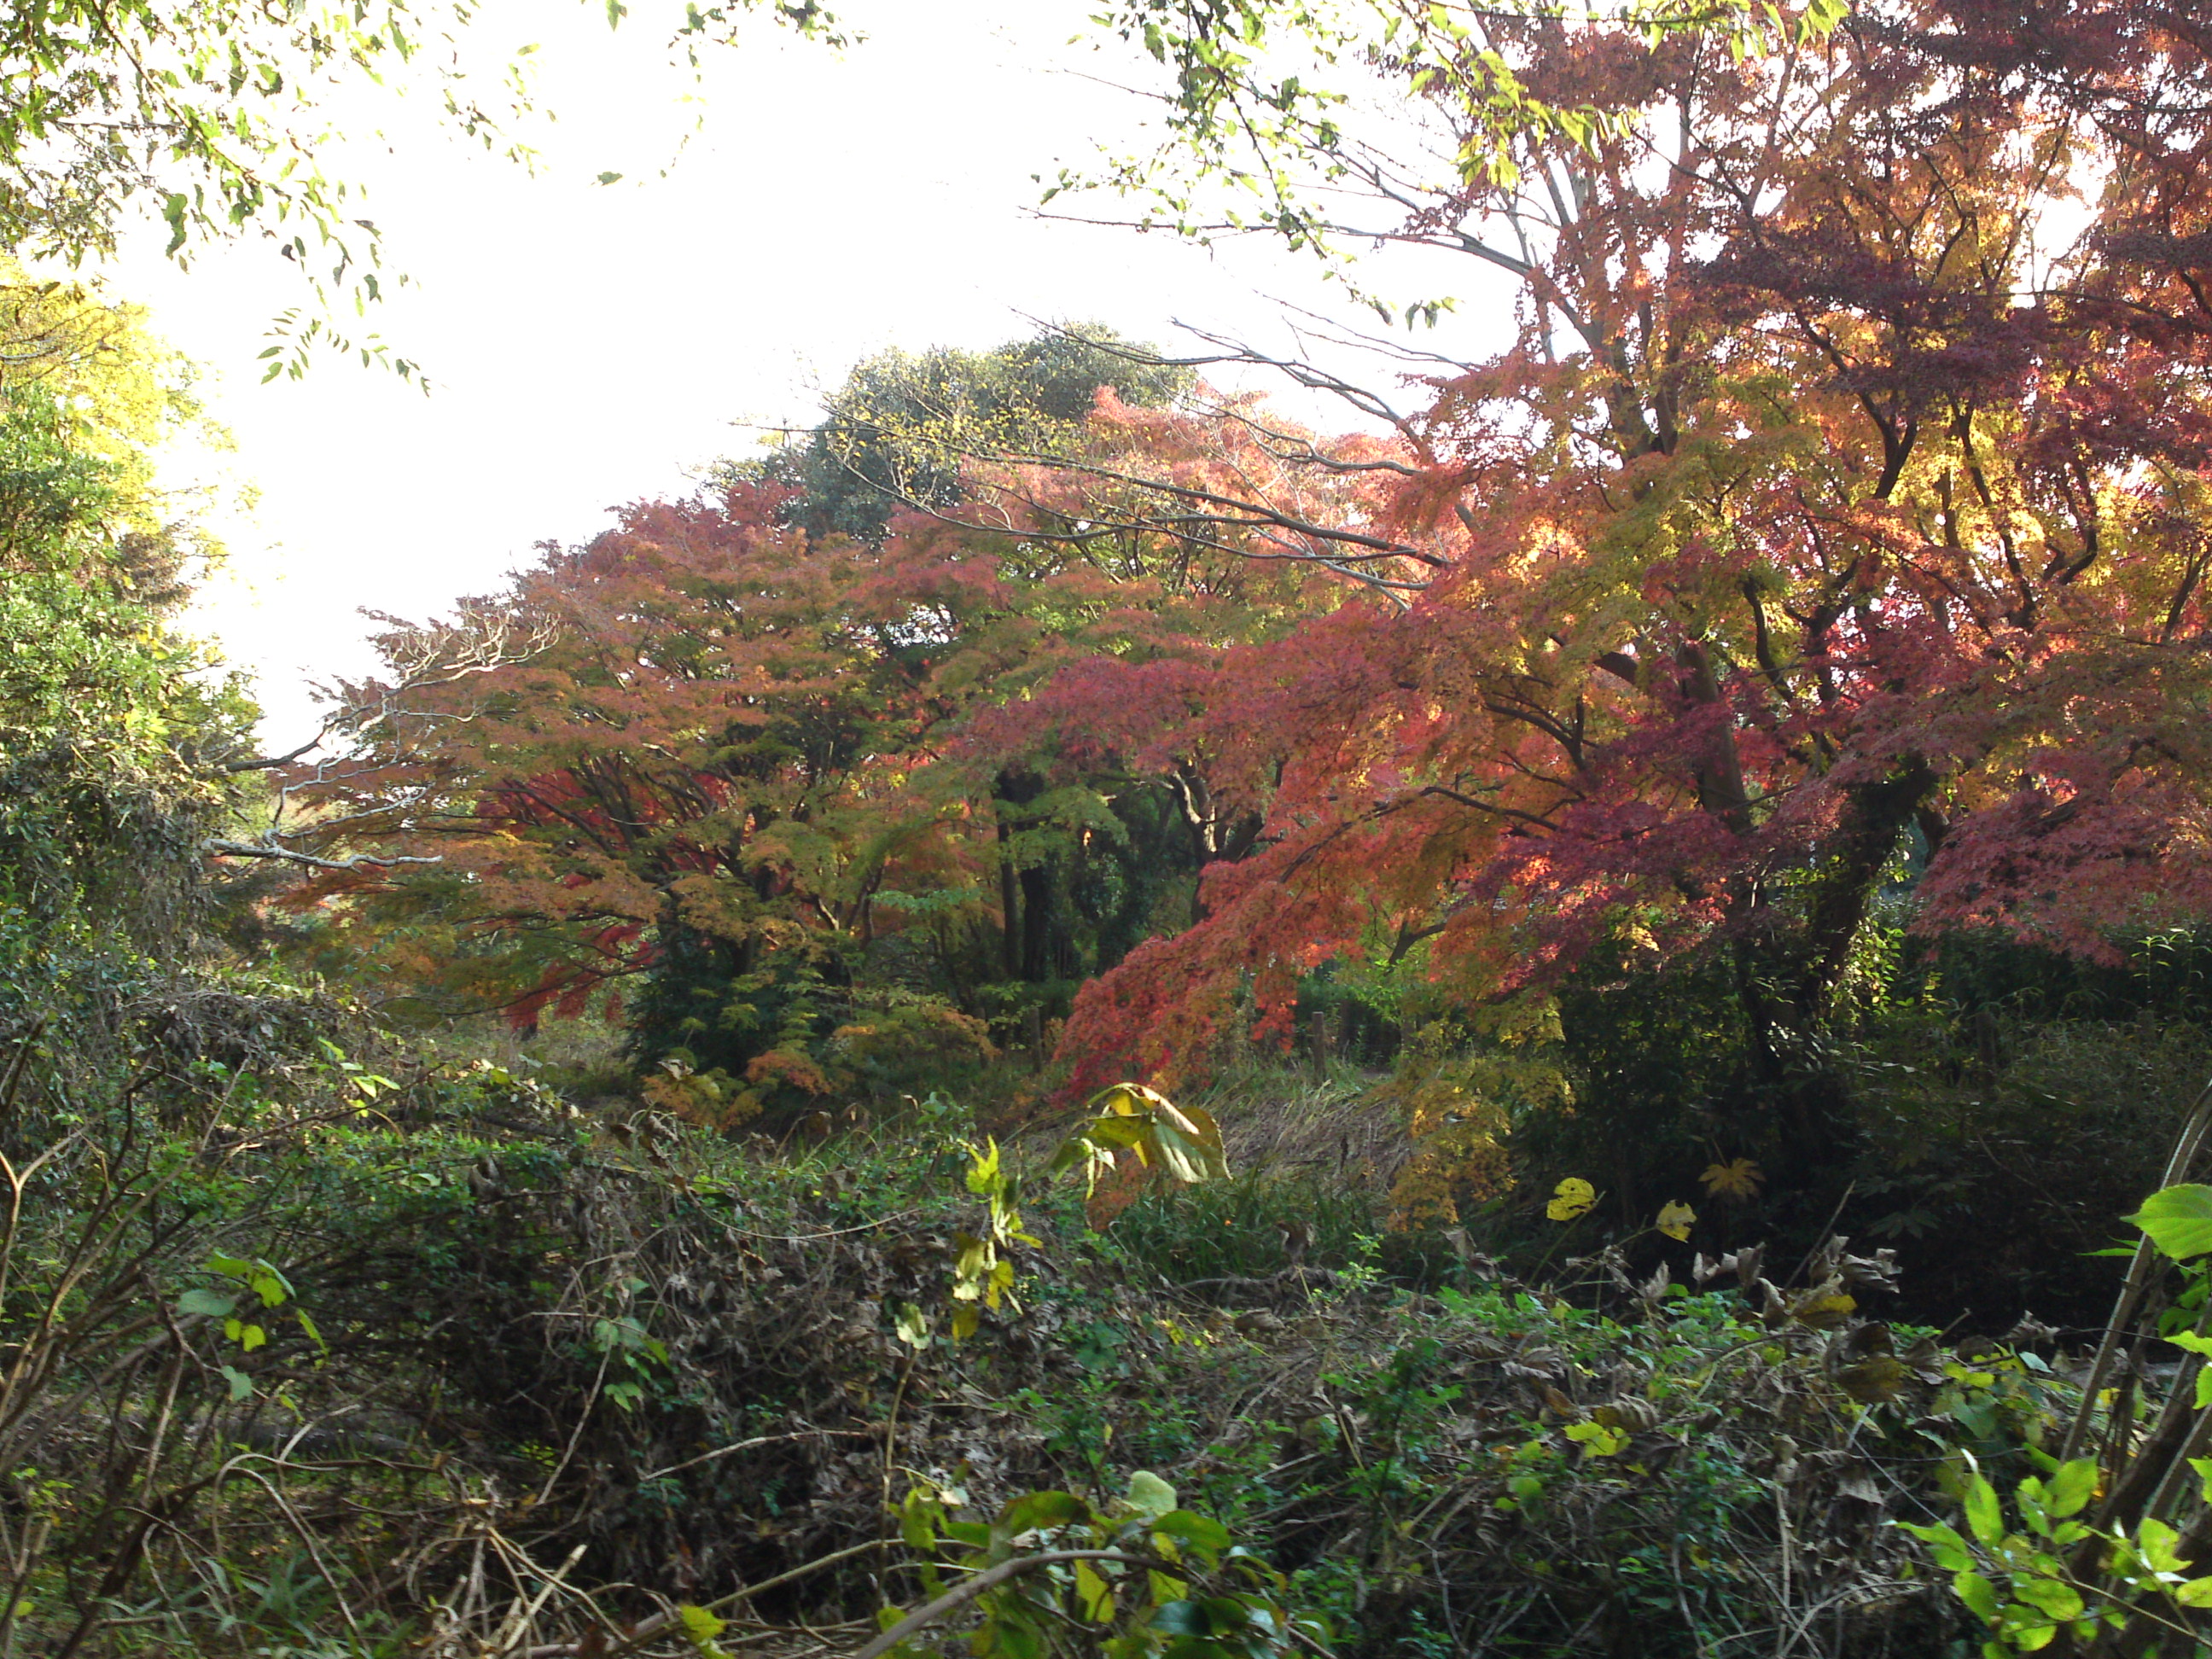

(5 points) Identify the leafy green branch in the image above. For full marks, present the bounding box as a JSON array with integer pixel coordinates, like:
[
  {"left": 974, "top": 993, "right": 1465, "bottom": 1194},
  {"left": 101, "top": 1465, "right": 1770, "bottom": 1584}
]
[{"left": 0, "top": 0, "right": 843, "bottom": 379}]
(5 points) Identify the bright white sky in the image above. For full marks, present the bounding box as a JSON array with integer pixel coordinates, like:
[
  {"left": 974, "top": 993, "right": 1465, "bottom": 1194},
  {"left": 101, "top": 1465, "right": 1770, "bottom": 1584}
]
[{"left": 102, "top": 0, "right": 1506, "bottom": 740}]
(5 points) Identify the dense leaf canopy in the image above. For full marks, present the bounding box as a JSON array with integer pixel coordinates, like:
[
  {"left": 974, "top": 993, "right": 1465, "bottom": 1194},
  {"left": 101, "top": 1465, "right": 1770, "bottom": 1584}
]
[{"left": 265, "top": 0, "right": 2212, "bottom": 1175}]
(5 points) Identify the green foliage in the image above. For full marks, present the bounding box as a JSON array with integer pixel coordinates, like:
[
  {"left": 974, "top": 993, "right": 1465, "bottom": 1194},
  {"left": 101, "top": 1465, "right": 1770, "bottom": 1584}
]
[
  {"left": 1100, "top": 1169, "right": 1378, "bottom": 1285},
  {"left": 0, "top": 356, "right": 256, "bottom": 1057},
  {"left": 1901, "top": 1456, "right": 2212, "bottom": 1654},
  {"left": 2127, "top": 1185, "right": 2212, "bottom": 1263},
  {"left": 1897, "top": 1120, "right": 2212, "bottom": 1657},
  {"left": 620, "top": 917, "right": 851, "bottom": 1109},
  {"left": 0, "top": 0, "right": 839, "bottom": 377},
  {"left": 736, "top": 323, "right": 1193, "bottom": 544},
  {"left": 1462, "top": 920, "right": 2212, "bottom": 1332},
  {"left": 0, "top": 1022, "right": 2002, "bottom": 1658},
  {"left": 1051, "top": 1083, "right": 1231, "bottom": 1190},
  {"left": 873, "top": 1471, "right": 1323, "bottom": 1659},
  {"left": 1062, "top": 0, "right": 1842, "bottom": 309}
]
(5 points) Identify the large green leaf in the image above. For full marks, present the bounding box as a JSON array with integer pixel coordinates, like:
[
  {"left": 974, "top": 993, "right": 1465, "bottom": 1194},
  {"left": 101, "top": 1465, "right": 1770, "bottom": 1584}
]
[
  {"left": 1953, "top": 1569, "right": 2000, "bottom": 1621},
  {"left": 2127, "top": 1185, "right": 2212, "bottom": 1260},
  {"left": 1150, "top": 1100, "right": 1230, "bottom": 1185},
  {"left": 1895, "top": 1521, "right": 1973, "bottom": 1571},
  {"left": 1964, "top": 1474, "right": 2004, "bottom": 1548},
  {"left": 1049, "top": 1084, "right": 1231, "bottom": 1189},
  {"left": 2013, "top": 1577, "right": 2083, "bottom": 1622},
  {"left": 1125, "top": 1470, "right": 1177, "bottom": 1519},
  {"left": 2046, "top": 1459, "right": 2098, "bottom": 1520}
]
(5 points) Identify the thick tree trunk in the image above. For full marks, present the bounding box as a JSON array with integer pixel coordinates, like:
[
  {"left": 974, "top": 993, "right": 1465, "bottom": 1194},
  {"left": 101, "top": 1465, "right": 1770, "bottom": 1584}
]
[{"left": 1731, "top": 758, "right": 1938, "bottom": 1179}]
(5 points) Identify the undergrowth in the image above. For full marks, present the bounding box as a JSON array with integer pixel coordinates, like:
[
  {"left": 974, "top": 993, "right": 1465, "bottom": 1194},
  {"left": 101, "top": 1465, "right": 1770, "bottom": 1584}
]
[{"left": 0, "top": 1030, "right": 2037, "bottom": 1658}]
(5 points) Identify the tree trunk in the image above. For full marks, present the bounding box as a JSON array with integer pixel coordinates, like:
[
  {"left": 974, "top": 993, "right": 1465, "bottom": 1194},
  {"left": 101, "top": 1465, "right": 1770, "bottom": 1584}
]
[{"left": 997, "top": 817, "right": 1019, "bottom": 980}]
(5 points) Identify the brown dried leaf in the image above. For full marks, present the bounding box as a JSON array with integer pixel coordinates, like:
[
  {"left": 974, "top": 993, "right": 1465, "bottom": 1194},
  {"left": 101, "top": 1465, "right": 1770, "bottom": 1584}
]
[{"left": 1830, "top": 1354, "right": 1911, "bottom": 1404}]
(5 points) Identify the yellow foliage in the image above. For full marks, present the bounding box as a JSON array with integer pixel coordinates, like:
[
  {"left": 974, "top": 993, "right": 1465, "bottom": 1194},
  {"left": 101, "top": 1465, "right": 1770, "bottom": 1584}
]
[
  {"left": 1382, "top": 1074, "right": 1511, "bottom": 1230},
  {"left": 1546, "top": 1178, "right": 1597, "bottom": 1222},
  {"left": 0, "top": 262, "right": 215, "bottom": 527},
  {"left": 1656, "top": 1199, "right": 1697, "bottom": 1242},
  {"left": 1790, "top": 1290, "right": 1857, "bottom": 1330},
  {"left": 1376, "top": 999, "right": 1569, "bottom": 1228}
]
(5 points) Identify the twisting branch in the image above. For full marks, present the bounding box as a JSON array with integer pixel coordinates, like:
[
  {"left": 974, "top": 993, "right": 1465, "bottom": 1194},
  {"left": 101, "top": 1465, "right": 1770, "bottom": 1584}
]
[
  {"left": 199, "top": 841, "right": 444, "bottom": 873},
  {"left": 207, "top": 604, "right": 557, "bottom": 874}
]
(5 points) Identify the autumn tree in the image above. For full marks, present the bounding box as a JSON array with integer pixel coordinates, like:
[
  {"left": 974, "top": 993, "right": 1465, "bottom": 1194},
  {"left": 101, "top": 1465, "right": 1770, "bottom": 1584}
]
[
  {"left": 269, "top": 341, "right": 1359, "bottom": 1105},
  {"left": 969, "top": 0, "right": 2212, "bottom": 1183},
  {"left": 267, "top": 486, "right": 946, "bottom": 1105},
  {"left": 731, "top": 326, "right": 1314, "bottom": 1013}
]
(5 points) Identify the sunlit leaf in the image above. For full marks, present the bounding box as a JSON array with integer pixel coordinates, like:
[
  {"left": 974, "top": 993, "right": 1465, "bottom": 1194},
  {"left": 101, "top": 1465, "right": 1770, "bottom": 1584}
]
[
  {"left": 678, "top": 1603, "right": 734, "bottom": 1659},
  {"left": 1895, "top": 1521, "right": 1974, "bottom": 1571},
  {"left": 2046, "top": 1459, "right": 2098, "bottom": 1519},
  {"left": 1563, "top": 1420, "right": 1629, "bottom": 1457},
  {"left": 1125, "top": 1470, "right": 1177, "bottom": 1518},
  {"left": 2128, "top": 1185, "right": 2212, "bottom": 1260},
  {"left": 2139, "top": 1516, "right": 2186, "bottom": 1573},
  {"left": 2013, "top": 1577, "right": 2082, "bottom": 1621},
  {"left": 1546, "top": 1177, "right": 1596, "bottom": 1222},
  {"left": 1074, "top": 1557, "right": 1115, "bottom": 1623},
  {"left": 1964, "top": 1475, "right": 2003, "bottom": 1547}
]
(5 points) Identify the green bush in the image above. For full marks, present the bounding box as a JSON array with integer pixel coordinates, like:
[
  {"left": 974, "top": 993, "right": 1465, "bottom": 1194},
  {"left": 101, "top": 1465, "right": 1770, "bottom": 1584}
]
[{"left": 1099, "top": 1168, "right": 1382, "bottom": 1285}]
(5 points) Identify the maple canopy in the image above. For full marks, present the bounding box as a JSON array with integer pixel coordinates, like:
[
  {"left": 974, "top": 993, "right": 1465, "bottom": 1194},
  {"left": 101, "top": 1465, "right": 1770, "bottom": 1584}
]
[
  {"left": 988, "top": 0, "right": 2212, "bottom": 1147},
  {"left": 276, "top": 0, "right": 2212, "bottom": 1166},
  {"left": 271, "top": 341, "right": 1346, "bottom": 1110}
]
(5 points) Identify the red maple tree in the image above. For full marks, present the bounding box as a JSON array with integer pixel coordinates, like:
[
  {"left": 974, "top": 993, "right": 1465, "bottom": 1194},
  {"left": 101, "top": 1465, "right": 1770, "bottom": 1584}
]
[{"left": 992, "top": 0, "right": 2212, "bottom": 1170}]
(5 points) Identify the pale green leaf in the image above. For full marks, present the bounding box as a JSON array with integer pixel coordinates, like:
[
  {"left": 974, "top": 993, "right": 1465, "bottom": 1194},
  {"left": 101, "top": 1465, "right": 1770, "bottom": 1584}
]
[
  {"left": 2046, "top": 1459, "right": 2098, "bottom": 1519},
  {"left": 2127, "top": 1185, "right": 2212, "bottom": 1260},
  {"left": 2013, "top": 1577, "right": 2083, "bottom": 1621},
  {"left": 1964, "top": 1475, "right": 2003, "bottom": 1547},
  {"left": 1126, "top": 1470, "right": 1176, "bottom": 1519}
]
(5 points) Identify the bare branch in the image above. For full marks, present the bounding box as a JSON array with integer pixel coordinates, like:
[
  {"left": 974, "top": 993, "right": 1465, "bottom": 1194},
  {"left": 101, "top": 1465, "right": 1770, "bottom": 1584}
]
[{"left": 201, "top": 840, "right": 443, "bottom": 873}]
